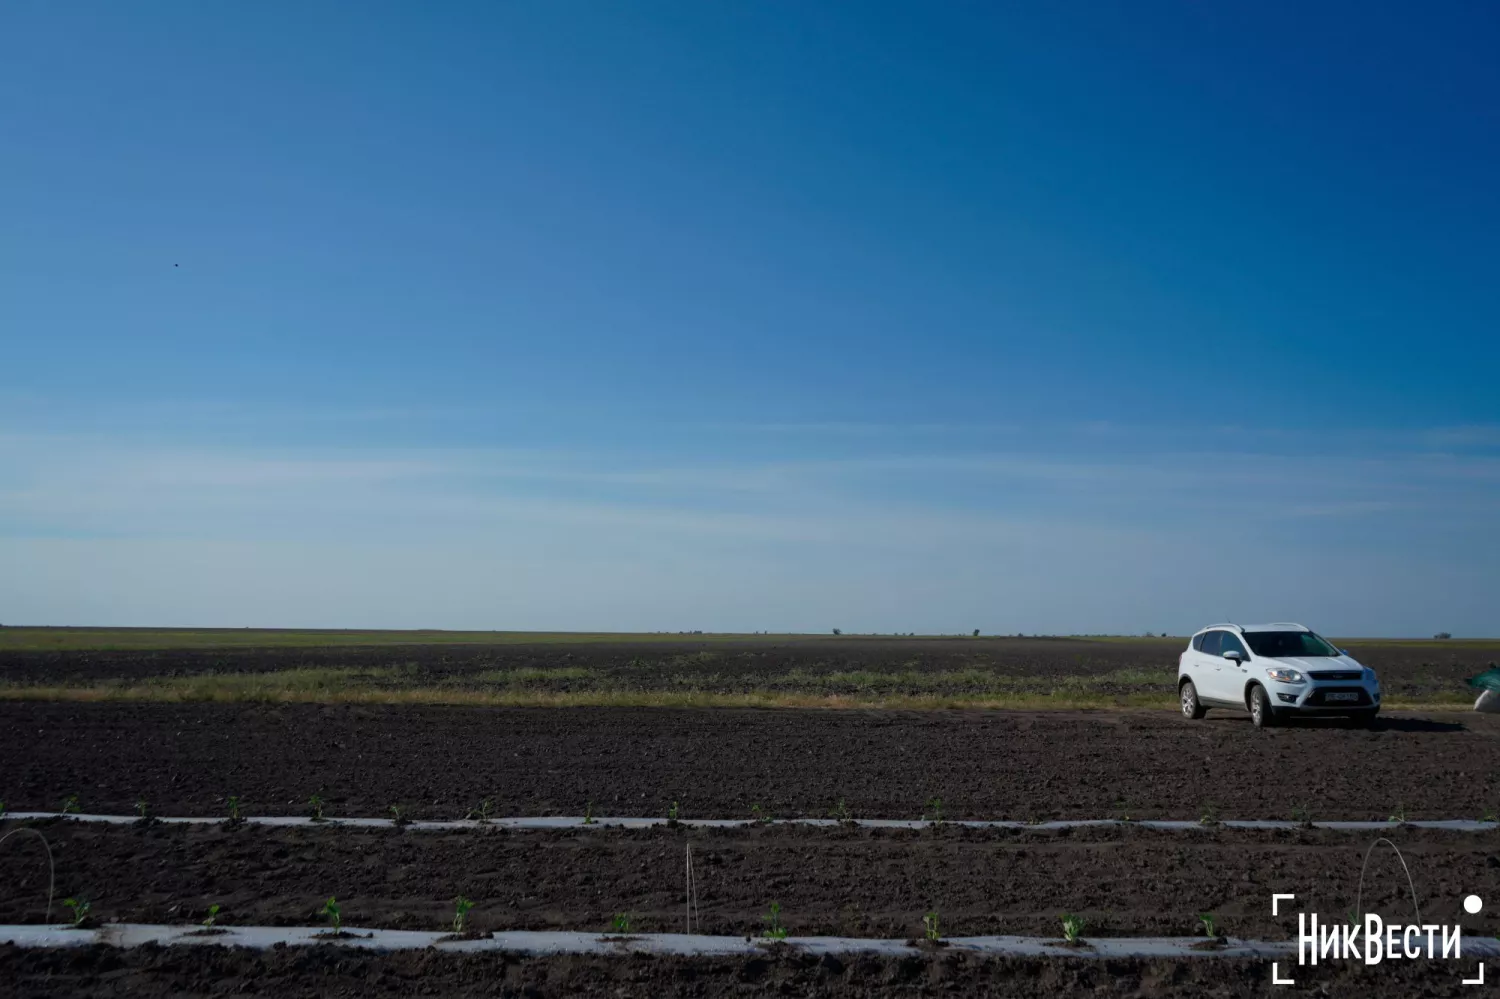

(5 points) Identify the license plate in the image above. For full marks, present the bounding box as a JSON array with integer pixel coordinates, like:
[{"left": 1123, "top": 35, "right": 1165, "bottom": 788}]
[{"left": 1325, "top": 692, "right": 1360, "bottom": 702}]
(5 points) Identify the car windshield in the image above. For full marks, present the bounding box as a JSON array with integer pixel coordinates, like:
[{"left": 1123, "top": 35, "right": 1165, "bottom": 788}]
[{"left": 1243, "top": 631, "right": 1340, "bottom": 658}]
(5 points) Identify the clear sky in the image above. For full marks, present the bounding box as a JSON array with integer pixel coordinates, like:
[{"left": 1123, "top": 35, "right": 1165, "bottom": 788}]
[{"left": 2, "top": 1, "right": 1496, "bottom": 635}]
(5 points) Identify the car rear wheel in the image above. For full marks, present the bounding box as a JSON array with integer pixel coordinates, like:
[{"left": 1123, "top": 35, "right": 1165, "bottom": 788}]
[
  {"left": 1249, "top": 685, "right": 1276, "bottom": 729},
  {"left": 1180, "top": 680, "right": 1206, "bottom": 720}
]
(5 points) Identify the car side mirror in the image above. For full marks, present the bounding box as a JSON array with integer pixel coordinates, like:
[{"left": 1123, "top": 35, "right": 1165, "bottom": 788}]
[
  {"left": 1339, "top": 648, "right": 1351, "bottom": 656},
  {"left": 1222, "top": 650, "right": 1245, "bottom": 663}
]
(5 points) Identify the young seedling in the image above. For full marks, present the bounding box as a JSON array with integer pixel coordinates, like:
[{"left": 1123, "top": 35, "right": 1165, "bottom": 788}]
[
  {"left": 63, "top": 897, "right": 91, "bottom": 928},
  {"left": 1199, "top": 801, "right": 1219, "bottom": 826},
  {"left": 308, "top": 795, "right": 326, "bottom": 822},
  {"left": 1291, "top": 803, "right": 1313, "bottom": 827},
  {"left": 831, "top": 799, "right": 853, "bottom": 825},
  {"left": 1484, "top": 806, "right": 1498, "bottom": 824},
  {"left": 1060, "top": 913, "right": 1085, "bottom": 943},
  {"left": 452, "top": 896, "right": 474, "bottom": 934},
  {"left": 667, "top": 801, "right": 681, "bottom": 829},
  {"left": 202, "top": 904, "right": 221, "bottom": 930},
  {"left": 923, "top": 910, "right": 941, "bottom": 942},
  {"left": 61, "top": 795, "right": 80, "bottom": 815},
  {"left": 0, "top": 800, "right": 6, "bottom": 819},
  {"left": 922, "top": 798, "right": 945, "bottom": 825},
  {"left": 611, "top": 912, "right": 632, "bottom": 934},
  {"left": 226, "top": 796, "right": 244, "bottom": 826},
  {"left": 1199, "top": 913, "right": 1218, "bottom": 938},
  {"left": 134, "top": 798, "right": 153, "bottom": 825},
  {"left": 1114, "top": 799, "right": 1135, "bottom": 822},
  {"left": 583, "top": 802, "right": 595, "bottom": 826},
  {"left": 750, "top": 802, "right": 771, "bottom": 825},
  {"left": 762, "top": 901, "right": 788, "bottom": 940},
  {"left": 388, "top": 804, "right": 408, "bottom": 828},
  {"left": 466, "top": 799, "right": 493, "bottom": 823},
  {"left": 1388, "top": 803, "right": 1408, "bottom": 824},
  {"left": 321, "top": 896, "right": 342, "bottom": 935}
]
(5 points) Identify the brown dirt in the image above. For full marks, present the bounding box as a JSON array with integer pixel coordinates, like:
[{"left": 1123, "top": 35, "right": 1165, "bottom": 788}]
[
  {"left": 1, "top": 702, "right": 1496, "bottom": 820},
  {"left": 0, "top": 636, "right": 1491, "bottom": 697},
  {"left": 3, "top": 637, "right": 1497, "bottom": 997},
  {"left": 0, "top": 943, "right": 1486, "bottom": 998},
  {"left": 2, "top": 820, "right": 1497, "bottom": 939}
]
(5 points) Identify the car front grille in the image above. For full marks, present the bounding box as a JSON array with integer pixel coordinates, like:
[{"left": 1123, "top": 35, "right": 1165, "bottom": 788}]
[
  {"left": 1308, "top": 670, "right": 1363, "bottom": 681},
  {"left": 1305, "top": 687, "right": 1372, "bottom": 707}
]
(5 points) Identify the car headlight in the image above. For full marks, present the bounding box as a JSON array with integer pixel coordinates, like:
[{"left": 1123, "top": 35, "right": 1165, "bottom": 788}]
[{"left": 1265, "top": 667, "right": 1305, "bottom": 683}]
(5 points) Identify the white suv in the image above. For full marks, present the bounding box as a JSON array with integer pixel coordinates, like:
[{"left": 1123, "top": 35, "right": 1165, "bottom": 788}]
[{"left": 1177, "top": 623, "right": 1380, "bottom": 728}]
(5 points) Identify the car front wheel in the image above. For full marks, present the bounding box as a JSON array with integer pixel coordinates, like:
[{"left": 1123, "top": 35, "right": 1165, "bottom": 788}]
[
  {"left": 1249, "top": 684, "right": 1276, "bottom": 729},
  {"left": 1180, "top": 680, "right": 1206, "bottom": 720}
]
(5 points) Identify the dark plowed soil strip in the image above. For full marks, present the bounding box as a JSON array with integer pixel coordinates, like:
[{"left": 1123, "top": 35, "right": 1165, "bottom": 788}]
[
  {"left": 2, "top": 822, "right": 1495, "bottom": 939},
  {"left": 1, "top": 636, "right": 1491, "bottom": 696},
  {"left": 0, "top": 943, "right": 1484, "bottom": 998},
  {"left": 2, "top": 703, "right": 1497, "bottom": 820}
]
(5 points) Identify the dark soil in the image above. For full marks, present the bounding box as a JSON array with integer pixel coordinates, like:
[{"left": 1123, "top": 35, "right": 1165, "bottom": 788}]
[
  {"left": 0, "top": 636, "right": 1490, "bottom": 697},
  {"left": 0, "top": 943, "right": 1485, "bottom": 998},
  {"left": 2, "top": 821, "right": 1496, "bottom": 939},
  {"left": 2, "top": 702, "right": 1497, "bottom": 820}
]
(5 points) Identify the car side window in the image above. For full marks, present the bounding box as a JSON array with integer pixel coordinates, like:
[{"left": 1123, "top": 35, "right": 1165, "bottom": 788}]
[
  {"left": 1221, "top": 632, "right": 1248, "bottom": 658},
  {"left": 1199, "top": 631, "right": 1222, "bottom": 656},
  {"left": 1191, "top": 633, "right": 1204, "bottom": 651}
]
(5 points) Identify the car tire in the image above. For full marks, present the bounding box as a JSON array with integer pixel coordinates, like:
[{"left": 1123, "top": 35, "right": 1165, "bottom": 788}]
[
  {"left": 1249, "top": 685, "right": 1276, "bottom": 729},
  {"left": 1180, "top": 680, "right": 1207, "bottom": 720}
]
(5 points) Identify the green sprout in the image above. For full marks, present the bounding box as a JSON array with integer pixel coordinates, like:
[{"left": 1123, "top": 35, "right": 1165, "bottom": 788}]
[
  {"left": 1199, "top": 913, "right": 1217, "bottom": 938},
  {"left": 202, "top": 904, "right": 221, "bottom": 930},
  {"left": 1114, "top": 799, "right": 1134, "bottom": 822},
  {"left": 1061, "top": 913, "right": 1085, "bottom": 943},
  {"left": 1199, "top": 801, "right": 1219, "bottom": 826},
  {"left": 388, "top": 804, "right": 408, "bottom": 828},
  {"left": 1483, "top": 806, "right": 1497, "bottom": 824},
  {"left": 61, "top": 795, "right": 80, "bottom": 815},
  {"left": 750, "top": 802, "right": 771, "bottom": 825},
  {"left": 63, "top": 897, "right": 91, "bottom": 928},
  {"left": 226, "top": 796, "right": 244, "bottom": 825},
  {"left": 762, "top": 901, "right": 788, "bottom": 940},
  {"left": 135, "top": 798, "right": 151, "bottom": 823},
  {"left": 466, "top": 799, "right": 492, "bottom": 823},
  {"left": 321, "top": 896, "right": 342, "bottom": 935},
  {"left": 583, "top": 802, "right": 595, "bottom": 826},
  {"left": 308, "top": 795, "right": 326, "bottom": 822},
  {"left": 1290, "top": 803, "right": 1312, "bottom": 827},
  {"left": 1388, "top": 803, "right": 1408, "bottom": 824},
  {"left": 667, "top": 801, "right": 681, "bottom": 829},
  {"left": 0, "top": 800, "right": 7, "bottom": 819},
  {"left": 612, "top": 912, "right": 632, "bottom": 934},
  {"left": 452, "top": 896, "right": 474, "bottom": 934},
  {"left": 923, "top": 910, "right": 941, "bottom": 942},
  {"left": 922, "top": 797, "right": 945, "bottom": 825},
  {"left": 831, "top": 799, "right": 853, "bottom": 825}
]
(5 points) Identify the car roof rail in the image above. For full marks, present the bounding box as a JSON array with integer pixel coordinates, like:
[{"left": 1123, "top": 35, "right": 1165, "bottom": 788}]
[{"left": 1202, "top": 622, "right": 1241, "bottom": 631}]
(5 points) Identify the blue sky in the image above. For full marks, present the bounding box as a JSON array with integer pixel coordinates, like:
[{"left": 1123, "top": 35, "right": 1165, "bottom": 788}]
[{"left": 2, "top": 1, "right": 1496, "bottom": 635}]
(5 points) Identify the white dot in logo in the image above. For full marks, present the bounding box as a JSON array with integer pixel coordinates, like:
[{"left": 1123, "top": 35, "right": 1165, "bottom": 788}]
[{"left": 1464, "top": 894, "right": 1483, "bottom": 914}]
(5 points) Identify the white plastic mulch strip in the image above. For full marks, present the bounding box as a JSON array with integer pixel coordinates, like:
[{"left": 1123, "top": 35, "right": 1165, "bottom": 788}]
[
  {"left": 4, "top": 813, "right": 1497, "bottom": 831},
  {"left": 17, "top": 923, "right": 1500, "bottom": 959}
]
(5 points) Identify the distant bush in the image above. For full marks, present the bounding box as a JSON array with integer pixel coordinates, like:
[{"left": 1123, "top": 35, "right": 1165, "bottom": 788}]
[
  {"left": 972, "top": 629, "right": 980, "bottom": 637},
  {"left": 832, "top": 628, "right": 842, "bottom": 636},
  {"left": 1435, "top": 632, "right": 1453, "bottom": 640}
]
